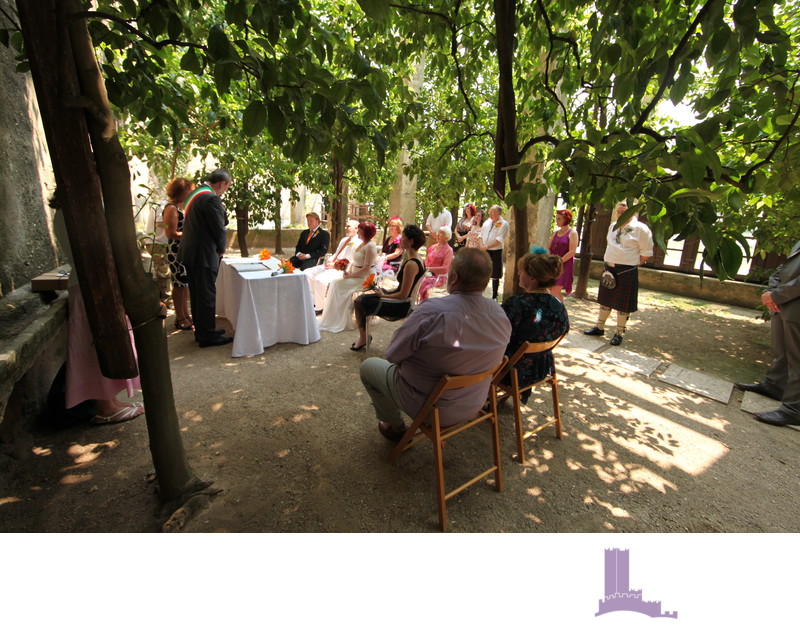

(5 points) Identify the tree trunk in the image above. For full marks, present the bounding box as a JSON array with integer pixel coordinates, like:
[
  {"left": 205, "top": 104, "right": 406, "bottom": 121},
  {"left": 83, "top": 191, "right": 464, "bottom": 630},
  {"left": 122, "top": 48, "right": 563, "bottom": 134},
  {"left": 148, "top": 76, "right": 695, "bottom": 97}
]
[
  {"left": 494, "top": 0, "right": 524, "bottom": 296},
  {"left": 236, "top": 205, "right": 250, "bottom": 257},
  {"left": 30, "top": 0, "right": 202, "bottom": 504},
  {"left": 574, "top": 203, "right": 596, "bottom": 299},
  {"left": 16, "top": 0, "right": 136, "bottom": 380},
  {"left": 330, "top": 158, "right": 346, "bottom": 245}
]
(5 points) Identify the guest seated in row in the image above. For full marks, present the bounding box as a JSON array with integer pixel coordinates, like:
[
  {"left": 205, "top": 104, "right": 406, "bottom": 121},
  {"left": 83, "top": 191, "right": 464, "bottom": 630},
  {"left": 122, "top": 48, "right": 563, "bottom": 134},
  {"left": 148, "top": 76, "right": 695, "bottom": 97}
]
[
  {"left": 350, "top": 224, "right": 427, "bottom": 351},
  {"left": 304, "top": 219, "right": 359, "bottom": 311},
  {"left": 319, "top": 222, "right": 378, "bottom": 333},
  {"left": 381, "top": 216, "right": 404, "bottom": 272},
  {"left": 465, "top": 209, "right": 486, "bottom": 249},
  {"left": 360, "top": 247, "right": 512, "bottom": 441},
  {"left": 501, "top": 251, "right": 570, "bottom": 402},
  {"left": 418, "top": 226, "right": 454, "bottom": 301},
  {"left": 290, "top": 212, "right": 330, "bottom": 271}
]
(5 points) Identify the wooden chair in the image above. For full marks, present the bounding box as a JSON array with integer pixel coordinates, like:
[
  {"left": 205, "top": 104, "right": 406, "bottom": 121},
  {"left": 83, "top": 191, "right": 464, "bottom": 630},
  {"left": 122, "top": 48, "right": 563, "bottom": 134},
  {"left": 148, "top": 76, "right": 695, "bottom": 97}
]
[
  {"left": 389, "top": 359, "right": 506, "bottom": 531},
  {"left": 364, "top": 271, "right": 431, "bottom": 353},
  {"left": 493, "top": 334, "right": 566, "bottom": 464}
]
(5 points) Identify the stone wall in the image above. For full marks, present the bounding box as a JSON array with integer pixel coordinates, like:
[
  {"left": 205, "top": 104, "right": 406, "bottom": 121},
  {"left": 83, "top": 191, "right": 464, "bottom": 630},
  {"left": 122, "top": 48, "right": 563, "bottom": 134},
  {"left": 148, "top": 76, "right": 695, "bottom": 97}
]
[{"left": 0, "top": 2, "right": 58, "bottom": 296}]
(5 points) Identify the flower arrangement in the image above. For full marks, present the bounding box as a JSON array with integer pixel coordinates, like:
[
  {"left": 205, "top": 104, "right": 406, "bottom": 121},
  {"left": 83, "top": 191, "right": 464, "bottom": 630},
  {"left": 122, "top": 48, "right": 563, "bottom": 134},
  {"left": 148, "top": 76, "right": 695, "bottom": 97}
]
[
  {"left": 279, "top": 258, "right": 295, "bottom": 274},
  {"left": 334, "top": 258, "right": 349, "bottom": 271},
  {"left": 362, "top": 273, "right": 378, "bottom": 290},
  {"left": 259, "top": 248, "right": 272, "bottom": 260}
]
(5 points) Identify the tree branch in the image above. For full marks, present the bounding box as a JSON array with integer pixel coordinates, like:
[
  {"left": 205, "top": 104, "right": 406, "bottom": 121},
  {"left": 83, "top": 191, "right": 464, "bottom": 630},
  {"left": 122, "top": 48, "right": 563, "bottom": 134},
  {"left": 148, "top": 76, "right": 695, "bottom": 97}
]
[
  {"left": 0, "top": 5, "right": 20, "bottom": 31},
  {"left": 534, "top": 0, "right": 570, "bottom": 134},
  {"left": 742, "top": 101, "right": 800, "bottom": 183},
  {"left": 630, "top": 0, "right": 720, "bottom": 134},
  {"left": 69, "top": 10, "right": 205, "bottom": 50},
  {"left": 519, "top": 134, "right": 560, "bottom": 155}
]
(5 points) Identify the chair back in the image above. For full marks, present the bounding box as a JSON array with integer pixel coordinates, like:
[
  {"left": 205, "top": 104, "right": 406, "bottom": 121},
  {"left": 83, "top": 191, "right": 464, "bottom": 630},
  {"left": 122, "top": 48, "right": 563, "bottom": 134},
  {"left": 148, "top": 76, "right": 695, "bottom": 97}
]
[
  {"left": 409, "top": 271, "right": 433, "bottom": 311},
  {"left": 495, "top": 333, "right": 566, "bottom": 384}
]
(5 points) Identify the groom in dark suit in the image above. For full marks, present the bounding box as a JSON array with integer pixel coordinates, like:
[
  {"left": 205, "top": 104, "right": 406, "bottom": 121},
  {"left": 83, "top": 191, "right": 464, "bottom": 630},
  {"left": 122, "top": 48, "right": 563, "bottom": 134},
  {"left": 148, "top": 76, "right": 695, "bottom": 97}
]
[
  {"left": 178, "top": 169, "right": 233, "bottom": 348},
  {"left": 290, "top": 212, "right": 330, "bottom": 271},
  {"left": 736, "top": 239, "right": 800, "bottom": 426}
]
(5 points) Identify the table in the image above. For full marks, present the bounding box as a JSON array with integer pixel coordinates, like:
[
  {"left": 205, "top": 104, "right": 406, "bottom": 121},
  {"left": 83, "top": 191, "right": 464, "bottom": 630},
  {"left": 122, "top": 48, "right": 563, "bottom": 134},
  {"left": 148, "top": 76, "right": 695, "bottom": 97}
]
[{"left": 216, "top": 257, "right": 320, "bottom": 357}]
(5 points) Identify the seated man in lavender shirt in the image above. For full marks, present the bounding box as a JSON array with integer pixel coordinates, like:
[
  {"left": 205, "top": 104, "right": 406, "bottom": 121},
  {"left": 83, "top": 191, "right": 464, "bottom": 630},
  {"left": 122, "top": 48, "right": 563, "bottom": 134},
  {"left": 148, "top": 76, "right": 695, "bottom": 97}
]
[{"left": 360, "top": 248, "right": 512, "bottom": 441}]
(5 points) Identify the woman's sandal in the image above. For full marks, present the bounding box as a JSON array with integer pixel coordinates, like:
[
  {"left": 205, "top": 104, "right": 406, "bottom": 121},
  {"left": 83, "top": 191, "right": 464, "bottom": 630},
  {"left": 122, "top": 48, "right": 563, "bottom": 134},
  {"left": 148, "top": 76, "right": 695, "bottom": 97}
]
[
  {"left": 175, "top": 318, "right": 194, "bottom": 331},
  {"left": 92, "top": 402, "right": 144, "bottom": 425},
  {"left": 349, "top": 335, "right": 372, "bottom": 351}
]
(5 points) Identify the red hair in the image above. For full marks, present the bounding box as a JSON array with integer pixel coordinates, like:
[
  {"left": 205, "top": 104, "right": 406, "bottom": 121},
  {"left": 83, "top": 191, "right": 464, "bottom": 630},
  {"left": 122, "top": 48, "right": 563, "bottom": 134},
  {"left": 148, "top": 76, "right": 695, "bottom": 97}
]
[
  {"left": 556, "top": 209, "right": 573, "bottom": 224},
  {"left": 358, "top": 221, "right": 377, "bottom": 241}
]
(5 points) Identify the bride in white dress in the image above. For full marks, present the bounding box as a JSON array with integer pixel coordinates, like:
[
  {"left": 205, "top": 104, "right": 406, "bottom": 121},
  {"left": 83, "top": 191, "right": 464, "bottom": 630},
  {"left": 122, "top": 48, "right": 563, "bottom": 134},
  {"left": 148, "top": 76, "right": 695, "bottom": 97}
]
[{"left": 319, "top": 222, "right": 378, "bottom": 333}]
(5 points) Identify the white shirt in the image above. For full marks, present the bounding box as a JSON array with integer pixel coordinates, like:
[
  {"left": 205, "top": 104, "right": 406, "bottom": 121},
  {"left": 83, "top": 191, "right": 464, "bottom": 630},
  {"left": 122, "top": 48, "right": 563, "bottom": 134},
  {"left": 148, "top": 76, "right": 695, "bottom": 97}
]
[
  {"left": 426, "top": 209, "right": 453, "bottom": 233},
  {"left": 604, "top": 217, "right": 654, "bottom": 266},
  {"left": 480, "top": 217, "right": 510, "bottom": 251}
]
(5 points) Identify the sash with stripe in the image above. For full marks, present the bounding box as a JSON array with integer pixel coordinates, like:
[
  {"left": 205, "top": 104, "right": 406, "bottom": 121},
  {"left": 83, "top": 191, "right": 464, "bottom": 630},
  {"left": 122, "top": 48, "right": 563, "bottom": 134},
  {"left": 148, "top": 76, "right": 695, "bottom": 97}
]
[{"left": 182, "top": 185, "right": 214, "bottom": 216}]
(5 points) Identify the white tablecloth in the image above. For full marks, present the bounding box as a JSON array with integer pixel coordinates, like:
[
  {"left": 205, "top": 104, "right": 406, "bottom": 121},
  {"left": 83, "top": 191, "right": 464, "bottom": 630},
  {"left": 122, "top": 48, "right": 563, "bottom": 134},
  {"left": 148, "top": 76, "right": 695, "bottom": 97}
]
[{"left": 216, "top": 257, "right": 320, "bottom": 357}]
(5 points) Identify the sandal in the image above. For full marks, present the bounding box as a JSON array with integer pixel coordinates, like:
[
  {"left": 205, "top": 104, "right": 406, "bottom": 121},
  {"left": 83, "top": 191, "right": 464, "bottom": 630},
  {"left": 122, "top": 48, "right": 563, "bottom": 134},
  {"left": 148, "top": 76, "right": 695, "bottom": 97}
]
[
  {"left": 93, "top": 402, "right": 144, "bottom": 425},
  {"left": 175, "top": 318, "right": 194, "bottom": 331},
  {"left": 349, "top": 335, "right": 372, "bottom": 351}
]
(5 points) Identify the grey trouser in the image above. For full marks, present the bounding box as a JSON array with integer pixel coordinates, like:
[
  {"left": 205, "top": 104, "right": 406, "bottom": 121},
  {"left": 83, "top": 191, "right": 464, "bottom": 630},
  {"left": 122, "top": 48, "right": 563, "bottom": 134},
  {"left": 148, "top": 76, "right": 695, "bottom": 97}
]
[
  {"left": 360, "top": 358, "right": 409, "bottom": 430},
  {"left": 764, "top": 312, "right": 800, "bottom": 418}
]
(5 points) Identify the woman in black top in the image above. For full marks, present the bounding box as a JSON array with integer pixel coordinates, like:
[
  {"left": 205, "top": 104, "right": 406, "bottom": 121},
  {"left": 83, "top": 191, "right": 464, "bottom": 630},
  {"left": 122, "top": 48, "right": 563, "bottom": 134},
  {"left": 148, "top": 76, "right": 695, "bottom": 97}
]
[{"left": 351, "top": 225, "right": 427, "bottom": 351}]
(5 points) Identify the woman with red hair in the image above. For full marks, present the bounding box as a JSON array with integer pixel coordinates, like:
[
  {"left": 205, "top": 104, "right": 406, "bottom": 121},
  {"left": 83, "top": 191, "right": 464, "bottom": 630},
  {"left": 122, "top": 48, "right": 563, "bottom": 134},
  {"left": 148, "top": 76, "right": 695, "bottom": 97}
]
[
  {"left": 548, "top": 208, "right": 579, "bottom": 302},
  {"left": 320, "top": 222, "right": 378, "bottom": 333},
  {"left": 454, "top": 202, "right": 477, "bottom": 249}
]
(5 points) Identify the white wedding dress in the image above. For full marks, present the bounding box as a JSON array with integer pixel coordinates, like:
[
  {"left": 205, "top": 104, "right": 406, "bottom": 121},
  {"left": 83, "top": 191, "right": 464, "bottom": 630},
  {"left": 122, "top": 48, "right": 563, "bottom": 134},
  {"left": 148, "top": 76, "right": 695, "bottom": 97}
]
[{"left": 319, "top": 241, "right": 377, "bottom": 332}]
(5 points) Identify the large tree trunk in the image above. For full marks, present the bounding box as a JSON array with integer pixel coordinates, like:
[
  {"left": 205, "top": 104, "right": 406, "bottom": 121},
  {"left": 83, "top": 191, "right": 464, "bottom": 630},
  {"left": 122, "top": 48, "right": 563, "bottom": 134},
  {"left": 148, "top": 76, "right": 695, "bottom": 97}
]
[
  {"left": 19, "top": 0, "right": 205, "bottom": 509},
  {"left": 236, "top": 205, "right": 250, "bottom": 257},
  {"left": 16, "top": 0, "right": 136, "bottom": 380},
  {"left": 494, "top": 0, "right": 524, "bottom": 296},
  {"left": 64, "top": 0, "right": 204, "bottom": 504},
  {"left": 574, "top": 203, "right": 596, "bottom": 299}
]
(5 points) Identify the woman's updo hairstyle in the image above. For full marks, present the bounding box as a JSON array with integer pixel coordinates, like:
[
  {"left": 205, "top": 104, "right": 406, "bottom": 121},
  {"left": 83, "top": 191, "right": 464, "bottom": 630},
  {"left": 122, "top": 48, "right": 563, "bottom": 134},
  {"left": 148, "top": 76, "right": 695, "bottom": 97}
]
[
  {"left": 518, "top": 252, "right": 563, "bottom": 288},
  {"left": 403, "top": 224, "right": 426, "bottom": 249}
]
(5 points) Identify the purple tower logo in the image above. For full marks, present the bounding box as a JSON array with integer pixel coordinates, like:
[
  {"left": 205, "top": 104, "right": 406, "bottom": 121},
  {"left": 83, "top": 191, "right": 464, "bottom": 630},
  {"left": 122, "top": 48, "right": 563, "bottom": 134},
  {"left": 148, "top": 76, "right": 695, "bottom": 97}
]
[{"left": 596, "top": 548, "right": 678, "bottom": 619}]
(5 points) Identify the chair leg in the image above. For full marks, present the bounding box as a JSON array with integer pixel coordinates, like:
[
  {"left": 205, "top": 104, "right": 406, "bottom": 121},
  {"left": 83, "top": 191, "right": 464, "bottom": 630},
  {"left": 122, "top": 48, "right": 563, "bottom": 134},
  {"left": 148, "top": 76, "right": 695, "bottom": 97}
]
[
  {"left": 489, "top": 391, "right": 503, "bottom": 492},
  {"left": 432, "top": 418, "right": 448, "bottom": 531},
  {"left": 511, "top": 370, "right": 526, "bottom": 463},
  {"left": 551, "top": 374, "right": 562, "bottom": 439}
]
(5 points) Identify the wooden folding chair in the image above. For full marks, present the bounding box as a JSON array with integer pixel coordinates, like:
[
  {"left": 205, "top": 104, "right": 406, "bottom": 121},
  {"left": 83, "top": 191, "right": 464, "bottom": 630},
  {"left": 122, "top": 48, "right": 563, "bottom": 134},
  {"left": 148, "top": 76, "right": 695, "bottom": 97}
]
[
  {"left": 365, "top": 271, "right": 431, "bottom": 353},
  {"left": 388, "top": 359, "right": 507, "bottom": 531},
  {"left": 493, "top": 334, "right": 566, "bottom": 464}
]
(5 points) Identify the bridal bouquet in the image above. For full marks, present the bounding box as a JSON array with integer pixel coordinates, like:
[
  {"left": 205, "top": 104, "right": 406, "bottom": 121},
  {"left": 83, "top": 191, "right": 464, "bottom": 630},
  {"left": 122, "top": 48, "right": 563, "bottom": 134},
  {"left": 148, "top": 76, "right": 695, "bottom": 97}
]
[
  {"left": 259, "top": 248, "right": 272, "bottom": 260},
  {"left": 334, "top": 258, "right": 349, "bottom": 271}
]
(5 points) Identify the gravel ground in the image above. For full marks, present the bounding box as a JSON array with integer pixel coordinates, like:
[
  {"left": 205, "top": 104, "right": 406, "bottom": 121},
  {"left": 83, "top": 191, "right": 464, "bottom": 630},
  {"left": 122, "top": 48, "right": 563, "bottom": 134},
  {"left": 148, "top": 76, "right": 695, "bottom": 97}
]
[{"left": 1, "top": 280, "right": 798, "bottom": 533}]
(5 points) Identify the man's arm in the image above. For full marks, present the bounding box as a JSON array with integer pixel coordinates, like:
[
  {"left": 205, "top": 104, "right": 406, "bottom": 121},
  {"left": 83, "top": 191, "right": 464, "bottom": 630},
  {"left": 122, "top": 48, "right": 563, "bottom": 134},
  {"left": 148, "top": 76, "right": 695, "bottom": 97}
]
[
  {"left": 308, "top": 231, "right": 330, "bottom": 261},
  {"left": 206, "top": 197, "right": 228, "bottom": 256},
  {"left": 294, "top": 230, "right": 308, "bottom": 256},
  {"left": 386, "top": 307, "right": 430, "bottom": 364}
]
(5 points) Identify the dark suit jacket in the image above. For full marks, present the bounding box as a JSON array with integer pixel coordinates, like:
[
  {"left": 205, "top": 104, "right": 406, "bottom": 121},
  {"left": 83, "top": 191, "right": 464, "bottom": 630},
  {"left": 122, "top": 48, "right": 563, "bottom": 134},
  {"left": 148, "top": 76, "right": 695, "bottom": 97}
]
[
  {"left": 294, "top": 227, "right": 330, "bottom": 264},
  {"left": 769, "top": 240, "right": 800, "bottom": 323},
  {"left": 177, "top": 185, "right": 229, "bottom": 272}
]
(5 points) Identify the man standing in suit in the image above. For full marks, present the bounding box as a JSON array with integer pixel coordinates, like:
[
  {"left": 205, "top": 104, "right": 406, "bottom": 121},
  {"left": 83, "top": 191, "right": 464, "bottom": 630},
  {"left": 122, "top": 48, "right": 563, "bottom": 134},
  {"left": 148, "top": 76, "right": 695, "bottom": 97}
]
[
  {"left": 290, "top": 212, "right": 330, "bottom": 271},
  {"left": 736, "top": 239, "right": 800, "bottom": 426},
  {"left": 178, "top": 169, "right": 233, "bottom": 348}
]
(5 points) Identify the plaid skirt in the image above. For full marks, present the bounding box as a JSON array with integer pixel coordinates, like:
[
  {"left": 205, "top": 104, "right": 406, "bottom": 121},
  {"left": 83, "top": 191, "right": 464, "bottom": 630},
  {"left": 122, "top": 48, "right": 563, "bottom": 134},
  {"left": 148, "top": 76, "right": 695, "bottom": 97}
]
[{"left": 597, "top": 264, "right": 639, "bottom": 313}]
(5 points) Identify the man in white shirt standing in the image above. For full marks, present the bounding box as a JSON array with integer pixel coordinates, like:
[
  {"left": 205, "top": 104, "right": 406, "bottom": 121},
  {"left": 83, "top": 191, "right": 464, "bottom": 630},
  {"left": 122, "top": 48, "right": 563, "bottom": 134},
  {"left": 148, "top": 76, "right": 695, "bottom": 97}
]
[
  {"left": 425, "top": 207, "right": 453, "bottom": 243},
  {"left": 480, "top": 205, "right": 510, "bottom": 300},
  {"left": 583, "top": 201, "right": 654, "bottom": 346}
]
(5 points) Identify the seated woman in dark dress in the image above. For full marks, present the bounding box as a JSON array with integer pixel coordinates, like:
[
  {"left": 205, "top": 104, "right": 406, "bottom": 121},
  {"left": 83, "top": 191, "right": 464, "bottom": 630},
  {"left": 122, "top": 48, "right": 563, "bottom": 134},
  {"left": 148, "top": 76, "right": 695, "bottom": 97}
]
[
  {"left": 501, "top": 251, "right": 570, "bottom": 400},
  {"left": 351, "top": 224, "right": 427, "bottom": 350}
]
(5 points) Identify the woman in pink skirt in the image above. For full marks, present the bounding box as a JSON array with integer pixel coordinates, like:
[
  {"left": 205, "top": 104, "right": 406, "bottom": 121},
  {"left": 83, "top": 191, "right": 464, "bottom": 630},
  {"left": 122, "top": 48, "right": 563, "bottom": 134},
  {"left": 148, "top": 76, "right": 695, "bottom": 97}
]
[{"left": 548, "top": 209, "right": 579, "bottom": 302}]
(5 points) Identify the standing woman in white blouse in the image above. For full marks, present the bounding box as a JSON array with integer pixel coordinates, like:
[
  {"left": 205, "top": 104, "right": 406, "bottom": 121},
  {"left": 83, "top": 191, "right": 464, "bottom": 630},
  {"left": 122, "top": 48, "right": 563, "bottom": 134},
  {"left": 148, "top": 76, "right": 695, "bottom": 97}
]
[
  {"left": 583, "top": 201, "right": 654, "bottom": 346},
  {"left": 480, "top": 205, "right": 510, "bottom": 300}
]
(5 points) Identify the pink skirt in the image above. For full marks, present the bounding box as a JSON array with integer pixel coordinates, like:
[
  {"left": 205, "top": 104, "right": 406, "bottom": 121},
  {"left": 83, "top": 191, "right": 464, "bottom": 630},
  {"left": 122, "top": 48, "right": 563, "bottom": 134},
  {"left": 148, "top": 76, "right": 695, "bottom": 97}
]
[{"left": 65, "top": 286, "right": 140, "bottom": 408}]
